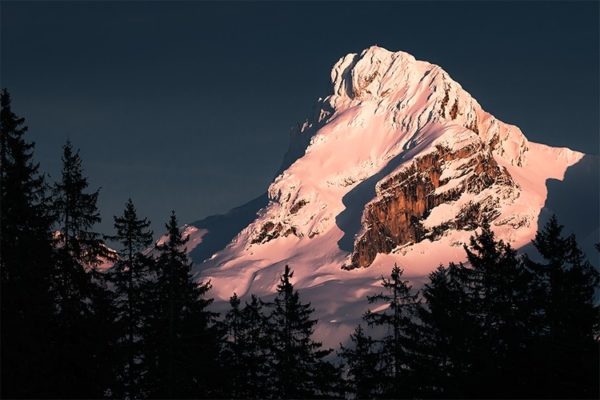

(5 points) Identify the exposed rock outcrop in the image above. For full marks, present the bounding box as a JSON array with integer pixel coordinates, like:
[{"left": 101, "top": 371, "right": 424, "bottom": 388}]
[
  {"left": 348, "top": 139, "right": 517, "bottom": 269},
  {"left": 251, "top": 221, "right": 298, "bottom": 244}
]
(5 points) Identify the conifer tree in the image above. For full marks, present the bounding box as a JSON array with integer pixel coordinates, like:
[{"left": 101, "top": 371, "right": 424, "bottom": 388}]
[
  {"left": 144, "top": 212, "right": 220, "bottom": 398},
  {"left": 221, "top": 293, "right": 277, "bottom": 398},
  {"left": 527, "top": 216, "right": 599, "bottom": 398},
  {"left": 364, "top": 264, "right": 419, "bottom": 398},
  {"left": 0, "top": 89, "right": 56, "bottom": 397},
  {"left": 51, "top": 140, "right": 117, "bottom": 398},
  {"left": 222, "top": 293, "right": 245, "bottom": 398},
  {"left": 53, "top": 140, "right": 108, "bottom": 265},
  {"left": 338, "top": 324, "right": 382, "bottom": 399},
  {"left": 109, "top": 199, "right": 154, "bottom": 398},
  {"left": 268, "top": 265, "right": 339, "bottom": 398},
  {"left": 462, "top": 220, "right": 536, "bottom": 397},
  {"left": 412, "top": 263, "right": 475, "bottom": 398},
  {"left": 240, "top": 294, "right": 275, "bottom": 398}
]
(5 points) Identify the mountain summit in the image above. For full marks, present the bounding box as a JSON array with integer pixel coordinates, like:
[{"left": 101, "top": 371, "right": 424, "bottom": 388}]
[{"left": 183, "top": 46, "right": 584, "bottom": 345}]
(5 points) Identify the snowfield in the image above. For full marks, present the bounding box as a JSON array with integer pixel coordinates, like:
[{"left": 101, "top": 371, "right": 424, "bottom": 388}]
[{"left": 178, "top": 46, "right": 585, "bottom": 348}]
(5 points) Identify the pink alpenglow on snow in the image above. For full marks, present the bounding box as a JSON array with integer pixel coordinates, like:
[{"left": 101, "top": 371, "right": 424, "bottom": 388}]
[{"left": 183, "top": 46, "right": 584, "bottom": 347}]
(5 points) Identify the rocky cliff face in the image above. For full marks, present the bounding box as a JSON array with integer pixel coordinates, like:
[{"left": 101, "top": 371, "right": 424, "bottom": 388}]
[{"left": 349, "top": 139, "right": 517, "bottom": 269}]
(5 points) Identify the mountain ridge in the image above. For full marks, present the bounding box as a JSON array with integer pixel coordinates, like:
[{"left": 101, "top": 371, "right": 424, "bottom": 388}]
[{"left": 172, "top": 46, "right": 588, "bottom": 347}]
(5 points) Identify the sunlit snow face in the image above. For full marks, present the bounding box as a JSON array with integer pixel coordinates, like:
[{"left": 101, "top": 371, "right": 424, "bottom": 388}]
[{"left": 183, "top": 47, "right": 586, "bottom": 349}]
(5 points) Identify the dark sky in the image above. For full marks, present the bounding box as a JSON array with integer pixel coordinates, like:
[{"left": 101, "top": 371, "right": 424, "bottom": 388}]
[{"left": 2, "top": 1, "right": 598, "bottom": 237}]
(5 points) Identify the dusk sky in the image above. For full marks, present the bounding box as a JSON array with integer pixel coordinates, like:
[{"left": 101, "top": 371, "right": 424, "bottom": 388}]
[{"left": 2, "top": 1, "right": 598, "bottom": 237}]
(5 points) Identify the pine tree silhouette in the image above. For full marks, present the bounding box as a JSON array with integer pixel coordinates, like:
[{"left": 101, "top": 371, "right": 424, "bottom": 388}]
[
  {"left": 241, "top": 294, "right": 274, "bottom": 398},
  {"left": 412, "top": 263, "right": 475, "bottom": 398},
  {"left": 223, "top": 293, "right": 245, "bottom": 398},
  {"left": 526, "top": 216, "right": 600, "bottom": 398},
  {"left": 144, "top": 212, "right": 220, "bottom": 398},
  {"left": 462, "top": 219, "right": 535, "bottom": 397},
  {"left": 268, "top": 265, "right": 339, "bottom": 398},
  {"left": 364, "top": 264, "right": 419, "bottom": 398},
  {"left": 343, "top": 219, "right": 598, "bottom": 399},
  {"left": 0, "top": 88, "right": 56, "bottom": 397},
  {"left": 339, "top": 324, "right": 382, "bottom": 399},
  {"left": 51, "top": 140, "right": 117, "bottom": 398},
  {"left": 108, "top": 199, "right": 154, "bottom": 398},
  {"left": 222, "top": 293, "right": 278, "bottom": 398},
  {"left": 53, "top": 141, "right": 109, "bottom": 266}
]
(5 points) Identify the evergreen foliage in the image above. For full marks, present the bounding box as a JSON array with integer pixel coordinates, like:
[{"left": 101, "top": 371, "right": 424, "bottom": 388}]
[
  {"left": 338, "top": 324, "right": 381, "bottom": 399},
  {"left": 53, "top": 141, "right": 108, "bottom": 266},
  {"left": 267, "top": 265, "right": 340, "bottom": 398},
  {"left": 108, "top": 199, "right": 154, "bottom": 398},
  {"left": 0, "top": 89, "right": 56, "bottom": 397},
  {"left": 341, "top": 218, "right": 599, "bottom": 399},
  {"left": 220, "top": 266, "right": 342, "bottom": 399},
  {"left": 222, "top": 293, "right": 274, "bottom": 398},
  {"left": 461, "top": 220, "right": 536, "bottom": 397},
  {"left": 51, "top": 140, "right": 117, "bottom": 398},
  {"left": 364, "top": 264, "right": 419, "bottom": 398},
  {"left": 143, "top": 212, "right": 221, "bottom": 398},
  {"left": 412, "top": 263, "right": 475, "bottom": 398},
  {"left": 525, "top": 216, "right": 600, "bottom": 398}
]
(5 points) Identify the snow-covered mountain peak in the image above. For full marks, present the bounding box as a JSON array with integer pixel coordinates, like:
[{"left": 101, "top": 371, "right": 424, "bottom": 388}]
[
  {"left": 327, "top": 46, "right": 529, "bottom": 168},
  {"left": 331, "top": 46, "right": 417, "bottom": 100},
  {"left": 190, "top": 47, "right": 582, "bottom": 270},
  {"left": 182, "top": 46, "right": 588, "bottom": 348}
]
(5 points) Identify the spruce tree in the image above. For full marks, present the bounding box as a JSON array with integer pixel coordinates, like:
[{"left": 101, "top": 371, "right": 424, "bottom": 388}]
[
  {"left": 53, "top": 140, "right": 108, "bottom": 265},
  {"left": 108, "top": 199, "right": 154, "bottom": 398},
  {"left": 527, "top": 216, "right": 599, "bottom": 398},
  {"left": 364, "top": 264, "right": 419, "bottom": 398},
  {"left": 412, "top": 263, "right": 476, "bottom": 398},
  {"left": 338, "top": 324, "right": 382, "bottom": 399},
  {"left": 144, "top": 212, "right": 220, "bottom": 398},
  {"left": 222, "top": 293, "right": 245, "bottom": 398},
  {"left": 51, "top": 140, "right": 117, "bottom": 398},
  {"left": 462, "top": 220, "right": 535, "bottom": 397},
  {"left": 222, "top": 293, "right": 278, "bottom": 398},
  {"left": 241, "top": 294, "right": 275, "bottom": 398},
  {"left": 267, "top": 265, "right": 338, "bottom": 398},
  {"left": 0, "top": 89, "right": 56, "bottom": 397}
]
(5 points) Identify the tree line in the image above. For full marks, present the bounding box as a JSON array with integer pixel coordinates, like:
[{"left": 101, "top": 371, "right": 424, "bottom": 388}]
[{"left": 1, "top": 89, "right": 598, "bottom": 399}]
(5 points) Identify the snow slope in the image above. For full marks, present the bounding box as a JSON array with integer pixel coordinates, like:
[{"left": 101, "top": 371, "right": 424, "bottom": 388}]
[{"left": 183, "top": 46, "right": 584, "bottom": 348}]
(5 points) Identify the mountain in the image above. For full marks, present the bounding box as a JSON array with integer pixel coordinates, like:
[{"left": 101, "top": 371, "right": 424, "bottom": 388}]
[{"left": 181, "top": 46, "right": 592, "bottom": 347}]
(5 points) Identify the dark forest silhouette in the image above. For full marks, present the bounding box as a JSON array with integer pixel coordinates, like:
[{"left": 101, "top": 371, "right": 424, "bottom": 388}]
[{"left": 1, "top": 89, "right": 599, "bottom": 399}]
